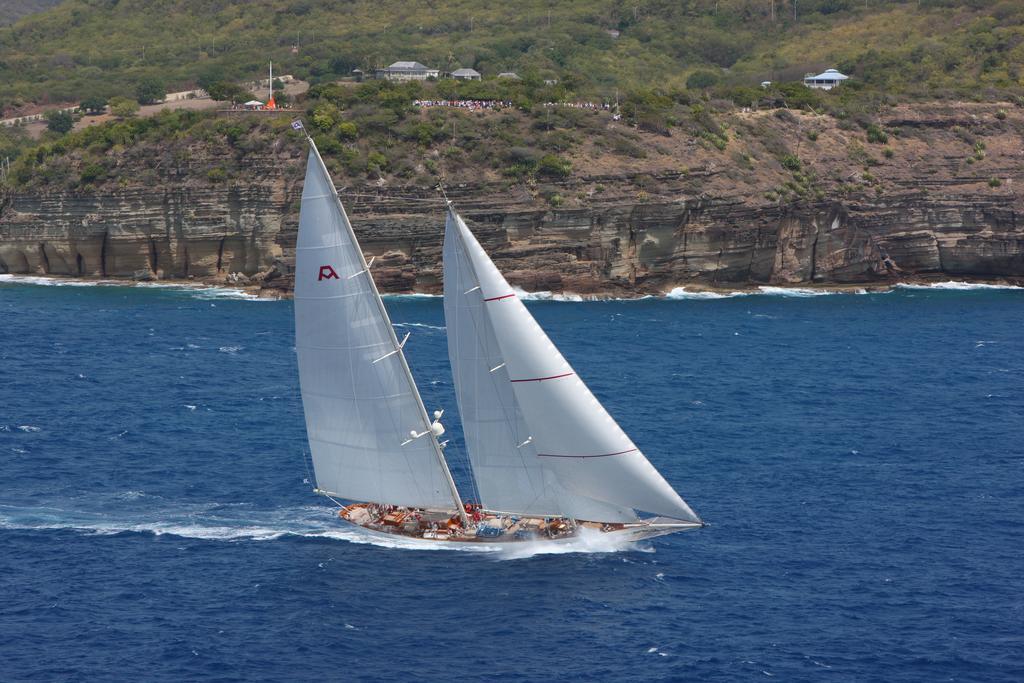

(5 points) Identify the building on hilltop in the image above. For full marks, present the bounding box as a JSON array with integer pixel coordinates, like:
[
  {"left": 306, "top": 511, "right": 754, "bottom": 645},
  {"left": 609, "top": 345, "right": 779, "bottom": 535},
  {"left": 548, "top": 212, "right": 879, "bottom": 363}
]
[
  {"left": 375, "top": 61, "right": 440, "bottom": 81},
  {"left": 803, "top": 68, "right": 849, "bottom": 90},
  {"left": 497, "top": 71, "right": 521, "bottom": 80},
  {"left": 450, "top": 67, "right": 482, "bottom": 81}
]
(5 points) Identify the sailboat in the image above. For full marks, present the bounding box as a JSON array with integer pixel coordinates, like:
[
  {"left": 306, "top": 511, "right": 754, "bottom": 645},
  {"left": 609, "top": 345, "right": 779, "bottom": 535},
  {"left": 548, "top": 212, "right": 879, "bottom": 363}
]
[{"left": 293, "top": 128, "right": 703, "bottom": 545}]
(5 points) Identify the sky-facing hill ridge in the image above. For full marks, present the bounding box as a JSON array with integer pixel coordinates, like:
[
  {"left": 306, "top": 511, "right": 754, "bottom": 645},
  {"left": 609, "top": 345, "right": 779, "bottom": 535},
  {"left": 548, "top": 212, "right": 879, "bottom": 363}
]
[{"left": 0, "top": 0, "right": 1021, "bottom": 112}]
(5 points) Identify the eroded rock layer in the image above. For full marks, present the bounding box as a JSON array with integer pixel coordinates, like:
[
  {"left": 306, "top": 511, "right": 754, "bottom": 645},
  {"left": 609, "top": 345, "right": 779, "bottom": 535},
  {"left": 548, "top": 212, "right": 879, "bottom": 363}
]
[{"left": 2, "top": 103, "right": 1021, "bottom": 293}]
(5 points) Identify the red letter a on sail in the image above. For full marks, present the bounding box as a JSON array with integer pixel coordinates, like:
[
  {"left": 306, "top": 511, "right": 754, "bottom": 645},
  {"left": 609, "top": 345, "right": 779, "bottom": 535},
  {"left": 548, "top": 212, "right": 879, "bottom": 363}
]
[{"left": 318, "top": 265, "right": 339, "bottom": 281}]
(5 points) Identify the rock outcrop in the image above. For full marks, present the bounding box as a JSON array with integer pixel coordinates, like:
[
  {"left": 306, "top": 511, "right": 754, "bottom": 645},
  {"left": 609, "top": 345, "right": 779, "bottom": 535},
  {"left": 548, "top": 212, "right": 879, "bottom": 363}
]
[{"left": 2, "top": 103, "right": 1022, "bottom": 293}]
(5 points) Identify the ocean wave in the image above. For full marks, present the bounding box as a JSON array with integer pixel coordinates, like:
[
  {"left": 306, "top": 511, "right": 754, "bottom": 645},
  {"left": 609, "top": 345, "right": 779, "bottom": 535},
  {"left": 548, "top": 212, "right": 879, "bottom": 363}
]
[
  {"left": 393, "top": 322, "right": 447, "bottom": 331},
  {"left": 0, "top": 274, "right": 119, "bottom": 287},
  {"left": 665, "top": 287, "right": 748, "bottom": 300},
  {"left": 382, "top": 292, "right": 441, "bottom": 299},
  {"left": 895, "top": 281, "right": 1024, "bottom": 291},
  {"left": 512, "top": 286, "right": 584, "bottom": 302},
  {"left": 757, "top": 286, "right": 838, "bottom": 297},
  {"left": 0, "top": 274, "right": 268, "bottom": 301}
]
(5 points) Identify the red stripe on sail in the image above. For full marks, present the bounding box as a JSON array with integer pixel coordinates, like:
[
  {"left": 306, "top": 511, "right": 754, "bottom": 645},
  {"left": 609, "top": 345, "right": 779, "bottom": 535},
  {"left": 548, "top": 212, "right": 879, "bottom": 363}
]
[
  {"left": 510, "top": 372, "right": 575, "bottom": 383},
  {"left": 483, "top": 293, "right": 516, "bottom": 302},
  {"left": 536, "top": 448, "right": 639, "bottom": 459}
]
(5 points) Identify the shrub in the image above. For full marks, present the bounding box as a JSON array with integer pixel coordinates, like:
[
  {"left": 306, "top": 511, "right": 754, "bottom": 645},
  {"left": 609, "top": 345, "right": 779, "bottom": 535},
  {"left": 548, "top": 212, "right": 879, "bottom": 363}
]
[
  {"left": 807, "top": 130, "right": 819, "bottom": 142},
  {"left": 883, "top": 147, "right": 894, "bottom": 158},
  {"left": 337, "top": 122, "right": 358, "bottom": 141},
  {"left": 312, "top": 104, "right": 338, "bottom": 131},
  {"left": 780, "top": 154, "right": 802, "bottom": 172},
  {"left": 536, "top": 153, "right": 571, "bottom": 178},
  {"left": 367, "top": 150, "right": 387, "bottom": 175},
  {"left": 79, "top": 163, "right": 105, "bottom": 184},
  {"left": 989, "top": 177, "right": 1002, "bottom": 187},
  {"left": 207, "top": 167, "right": 228, "bottom": 182},
  {"left": 866, "top": 124, "right": 888, "bottom": 144},
  {"left": 109, "top": 97, "right": 139, "bottom": 118},
  {"left": 995, "top": 109, "right": 1007, "bottom": 120}
]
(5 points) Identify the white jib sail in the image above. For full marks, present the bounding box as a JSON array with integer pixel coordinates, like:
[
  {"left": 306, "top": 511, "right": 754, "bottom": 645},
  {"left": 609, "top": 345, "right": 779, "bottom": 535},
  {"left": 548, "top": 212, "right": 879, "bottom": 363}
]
[
  {"left": 294, "top": 145, "right": 457, "bottom": 511},
  {"left": 445, "top": 208, "right": 701, "bottom": 524},
  {"left": 444, "top": 211, "right": 564, "bottom": 517}
]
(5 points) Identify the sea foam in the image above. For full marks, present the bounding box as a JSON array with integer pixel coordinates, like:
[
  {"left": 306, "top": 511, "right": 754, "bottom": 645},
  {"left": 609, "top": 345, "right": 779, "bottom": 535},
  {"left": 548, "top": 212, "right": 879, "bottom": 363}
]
[
  {"left": 0, "top": 274, "right": 267, "bottom": 300},
  {"left": 895, "top": 281, "right": 1023, "bottom": 291}
]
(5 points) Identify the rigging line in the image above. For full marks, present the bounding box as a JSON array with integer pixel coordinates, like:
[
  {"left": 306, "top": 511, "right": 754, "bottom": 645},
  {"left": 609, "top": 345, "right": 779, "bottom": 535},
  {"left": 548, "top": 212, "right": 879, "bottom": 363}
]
[{"left": 300, "top": 447, "right": 314, "bottom": 488}]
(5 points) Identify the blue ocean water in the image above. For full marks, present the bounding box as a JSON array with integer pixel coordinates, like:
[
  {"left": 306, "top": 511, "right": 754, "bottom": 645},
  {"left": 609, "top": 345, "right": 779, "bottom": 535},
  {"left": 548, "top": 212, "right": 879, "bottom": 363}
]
[{"left": 1, "top": 278, "right": 1022, "bottom": 682}]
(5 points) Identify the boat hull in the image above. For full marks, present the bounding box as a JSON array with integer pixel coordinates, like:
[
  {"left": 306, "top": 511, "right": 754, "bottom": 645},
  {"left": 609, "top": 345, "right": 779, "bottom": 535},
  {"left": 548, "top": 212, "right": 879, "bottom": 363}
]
[{"left": 338, "top": 503, "right": 702, "bottom": 546}]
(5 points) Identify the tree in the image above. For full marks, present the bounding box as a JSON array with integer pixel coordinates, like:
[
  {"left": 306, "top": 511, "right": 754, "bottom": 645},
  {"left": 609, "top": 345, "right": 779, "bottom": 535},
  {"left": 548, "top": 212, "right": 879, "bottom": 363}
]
[
  {"left": 206, "top": 81, "right": 250, "bottom": 103},
  {"left": 45, "top": 110, "right": 74, "bottom": 134},
  {"left": 686, "top": 70, "right": 719, "bottom": 90},
  {"left": 197, "top": 66, "right": 227, "bottom": 93},
  {"left": 109, "top": 96, "right": 140, "bottom": 118},
  {"left": 79, "top": 96, "right": 108, "bottom": 115},
  {"left": 135, "top": 77, "right": 165, "bottom": 105}
]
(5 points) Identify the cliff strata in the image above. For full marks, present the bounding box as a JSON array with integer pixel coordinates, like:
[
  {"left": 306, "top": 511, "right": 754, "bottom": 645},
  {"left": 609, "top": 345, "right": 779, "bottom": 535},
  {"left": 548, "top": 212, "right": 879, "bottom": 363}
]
[{"left": 2, "top": 102, "right": 1022, "bottom": 294}]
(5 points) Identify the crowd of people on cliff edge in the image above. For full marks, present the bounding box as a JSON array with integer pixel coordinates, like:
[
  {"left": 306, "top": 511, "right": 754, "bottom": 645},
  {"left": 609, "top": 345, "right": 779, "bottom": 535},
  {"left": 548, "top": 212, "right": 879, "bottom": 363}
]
[
  {"left": 413, "top": 99, "right": 513, "bottom": 111},
  {"left": 412, "top": 99, "right": 617, "bottom": 114}
]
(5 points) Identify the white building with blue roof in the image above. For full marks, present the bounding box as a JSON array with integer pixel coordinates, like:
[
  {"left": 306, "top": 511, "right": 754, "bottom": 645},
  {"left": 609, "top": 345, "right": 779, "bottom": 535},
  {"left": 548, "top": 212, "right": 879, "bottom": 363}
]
[{"left": 803, "top": 69, "right": 850, "bottom": 90}]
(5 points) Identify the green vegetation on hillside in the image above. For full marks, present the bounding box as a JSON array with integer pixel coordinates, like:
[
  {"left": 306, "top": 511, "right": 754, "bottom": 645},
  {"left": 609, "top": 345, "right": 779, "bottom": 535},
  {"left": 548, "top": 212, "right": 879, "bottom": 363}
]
[
  {"left": 0, "top": 0, "right": 61, "bottom": 26},
  {"left": 1, "top": 0, "right": 1023, "bottom": 115}
]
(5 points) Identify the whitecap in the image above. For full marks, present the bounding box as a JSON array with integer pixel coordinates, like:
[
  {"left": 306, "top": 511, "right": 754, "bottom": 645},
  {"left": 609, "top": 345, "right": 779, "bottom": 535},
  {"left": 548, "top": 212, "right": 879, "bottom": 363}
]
[
  {"left": 382, "top": 292, "right": 441, "bottom": 299},
  {"left": 393, "top": 322, "right": 446, "bottom": 331},
  {"left": 16, "top": 425, "right": 41, "bottom": 432},
  {"left": 896, "top": 281, "right": 1023, "bottom": 291},
  {"left": 0, "top": 274, "right": 270, "bottom": 300},
  {"left": 218, "top": 346, "right": 243, "bottom": 354},
  {"left": 512, "top": 286, "right": 585, "bottom": 302},
  {"left": 665, "top": 287, "right": 748, "bottom": 300},
  {"left": 0, "top": 274, "right": 119, "bottom": 287},
  {"left": 756, "top": 286, "right": 832, "bottom": 297},
  {"left": 189, "top": 288, "right": 265, "bottom": 301}
]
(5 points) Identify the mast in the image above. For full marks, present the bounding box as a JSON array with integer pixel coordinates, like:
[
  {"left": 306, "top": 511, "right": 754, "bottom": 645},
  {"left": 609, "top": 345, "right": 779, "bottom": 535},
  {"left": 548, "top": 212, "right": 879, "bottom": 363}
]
[{"left": 301, "top": 131, "right": 469, "bottom": 527}]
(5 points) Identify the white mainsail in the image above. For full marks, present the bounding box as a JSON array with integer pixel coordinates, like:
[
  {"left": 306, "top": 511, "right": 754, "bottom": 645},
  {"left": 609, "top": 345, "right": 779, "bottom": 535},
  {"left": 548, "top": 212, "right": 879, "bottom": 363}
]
[
  {"left": 444, "top": 207, "right": 701, "bottom": 524},
  {"left": 294, "top": 142, "right": 461, "bottom": 511}
]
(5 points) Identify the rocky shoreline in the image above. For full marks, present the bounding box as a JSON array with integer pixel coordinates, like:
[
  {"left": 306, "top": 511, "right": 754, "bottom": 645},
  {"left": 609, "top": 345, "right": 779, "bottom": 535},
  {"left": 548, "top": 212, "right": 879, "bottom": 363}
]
[
  {"left": 2, "top": 272, "right": 1020, "bottom": 301},
  {"left": 2, "top": 103, "right": 1022, "bottom": 292}
]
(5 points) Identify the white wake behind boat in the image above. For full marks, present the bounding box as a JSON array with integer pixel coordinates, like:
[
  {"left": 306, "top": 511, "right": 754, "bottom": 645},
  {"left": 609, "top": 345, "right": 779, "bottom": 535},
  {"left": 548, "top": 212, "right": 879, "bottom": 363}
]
[{"left": 293, "top": 129, "right": 703, "bottom": 545}]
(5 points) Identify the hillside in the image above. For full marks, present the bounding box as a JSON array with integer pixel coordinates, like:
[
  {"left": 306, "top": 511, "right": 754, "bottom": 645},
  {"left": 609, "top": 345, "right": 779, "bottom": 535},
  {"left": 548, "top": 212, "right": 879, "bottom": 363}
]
[
  {"left": 0, "top": 0, "right": 62, "bottom": 26},
  {"left": 1, "top": 97, "right": 1021, "bottom": 293},
  {"left": 0, "top": 0, "right": 1022, "bottom": 114}
]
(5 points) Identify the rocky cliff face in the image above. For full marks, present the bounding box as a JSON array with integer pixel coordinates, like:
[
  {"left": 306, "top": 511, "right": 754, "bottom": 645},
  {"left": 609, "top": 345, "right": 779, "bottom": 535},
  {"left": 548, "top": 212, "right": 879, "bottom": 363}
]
[{"left": 2, "top": 103, "right": 1021, "bottom": 293}]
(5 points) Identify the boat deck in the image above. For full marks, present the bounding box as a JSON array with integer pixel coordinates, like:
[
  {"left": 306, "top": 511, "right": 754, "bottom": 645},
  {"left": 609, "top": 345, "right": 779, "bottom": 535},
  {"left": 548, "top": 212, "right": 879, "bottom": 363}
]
[{"left": 340, "top": 502, "right": 624, "bottom": 543}]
